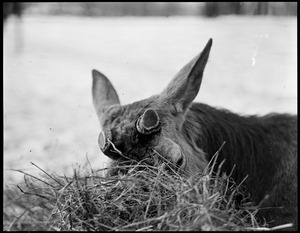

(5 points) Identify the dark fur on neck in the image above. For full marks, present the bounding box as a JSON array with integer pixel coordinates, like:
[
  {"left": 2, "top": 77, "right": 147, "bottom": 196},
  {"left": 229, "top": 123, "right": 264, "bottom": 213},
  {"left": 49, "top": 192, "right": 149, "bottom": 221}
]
[{"left": 183, "top": 103, "right": 297, "bottom": 205}]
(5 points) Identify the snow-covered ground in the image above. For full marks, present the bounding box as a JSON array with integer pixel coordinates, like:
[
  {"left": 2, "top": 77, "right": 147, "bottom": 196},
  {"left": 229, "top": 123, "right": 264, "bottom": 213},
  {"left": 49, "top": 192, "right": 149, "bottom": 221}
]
[{"left": 4, "top": 15, "right": 297, "bottom": 183}]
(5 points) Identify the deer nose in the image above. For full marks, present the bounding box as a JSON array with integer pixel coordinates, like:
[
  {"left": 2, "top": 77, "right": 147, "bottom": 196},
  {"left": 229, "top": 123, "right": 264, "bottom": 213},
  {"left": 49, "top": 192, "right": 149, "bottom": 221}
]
[
  {"left": 154, "top": 137, "right": 184, "bottom": 170},
  {"left": 171, "top": 148, "right": 184, "bottom": 169}
]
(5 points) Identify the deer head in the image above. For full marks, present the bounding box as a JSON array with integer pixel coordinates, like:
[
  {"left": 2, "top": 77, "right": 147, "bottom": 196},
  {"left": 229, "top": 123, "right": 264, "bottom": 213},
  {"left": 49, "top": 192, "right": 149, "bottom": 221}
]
[{"left": 92, "top": 38, "right": 212, "bottom": 175}]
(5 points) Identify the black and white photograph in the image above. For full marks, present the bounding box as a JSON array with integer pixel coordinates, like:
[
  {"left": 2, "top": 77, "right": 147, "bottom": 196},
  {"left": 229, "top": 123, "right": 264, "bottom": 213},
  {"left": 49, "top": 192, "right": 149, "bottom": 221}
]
[{"left": 4, "top": 2, "right": 297, "bottom": 231}]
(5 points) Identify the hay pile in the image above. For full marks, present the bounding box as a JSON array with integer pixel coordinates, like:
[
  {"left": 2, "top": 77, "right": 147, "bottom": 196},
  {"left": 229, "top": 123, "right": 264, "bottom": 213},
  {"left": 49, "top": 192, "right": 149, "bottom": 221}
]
[{"left": 4, "top": 153, "right": 272, "bottom": 231}]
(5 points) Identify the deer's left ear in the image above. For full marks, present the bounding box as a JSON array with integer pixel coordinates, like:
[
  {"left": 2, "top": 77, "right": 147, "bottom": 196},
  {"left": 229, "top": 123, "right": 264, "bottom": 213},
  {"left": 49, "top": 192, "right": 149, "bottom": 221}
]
[
  {"left": 159, "top": 38, "right": 212, "bottom": 114},
  {"left": 92, "top": 69, "right": 120, "bottom": 121}
]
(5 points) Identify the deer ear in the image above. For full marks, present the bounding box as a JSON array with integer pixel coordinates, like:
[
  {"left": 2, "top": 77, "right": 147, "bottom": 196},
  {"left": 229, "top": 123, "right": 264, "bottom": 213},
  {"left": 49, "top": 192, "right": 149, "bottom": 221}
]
[
  {"left": 159, "top": 38, "right": 212, "bottom": 113},
  {"left": 92, "top": 69, "right": 120, "bottom": 120}
]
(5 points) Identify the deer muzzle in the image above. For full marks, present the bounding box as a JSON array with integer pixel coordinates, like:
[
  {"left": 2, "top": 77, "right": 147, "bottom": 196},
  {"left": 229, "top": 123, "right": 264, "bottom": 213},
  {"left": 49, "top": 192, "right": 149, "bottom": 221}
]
[{"left": 136, "top": 109, "right": 161, "bottom": 135}]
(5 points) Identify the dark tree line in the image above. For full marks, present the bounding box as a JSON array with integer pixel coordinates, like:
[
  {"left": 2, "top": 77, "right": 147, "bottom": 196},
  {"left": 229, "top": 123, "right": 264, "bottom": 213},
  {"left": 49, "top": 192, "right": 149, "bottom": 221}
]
[
  {"left": 3, "top": 2, "right": 24, "bottom": 23},
  {"left": 203, "top": 2, "right": 297, "bottom": 17},
  {"left": 3, "top": 2, "right": 297, "bottom": 19}
]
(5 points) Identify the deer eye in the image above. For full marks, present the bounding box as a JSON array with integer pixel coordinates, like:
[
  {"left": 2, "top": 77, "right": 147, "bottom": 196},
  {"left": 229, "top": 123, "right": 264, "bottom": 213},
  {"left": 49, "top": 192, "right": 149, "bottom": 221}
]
[
  {"left": 111, "top": 114, "right": 117, "bottom": 121},
  {"left": 108, "top": 107, "right": 123, "bottom": 123},
  {"left": 113, "top": 116, "right": 121, "bottom": 124}
]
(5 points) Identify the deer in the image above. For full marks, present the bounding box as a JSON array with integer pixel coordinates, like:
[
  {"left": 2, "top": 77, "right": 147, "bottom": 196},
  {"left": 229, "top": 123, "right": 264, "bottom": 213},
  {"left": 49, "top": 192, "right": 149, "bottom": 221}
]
[{"left": 91, "top": 38, "right": 297, "bottom": 229}]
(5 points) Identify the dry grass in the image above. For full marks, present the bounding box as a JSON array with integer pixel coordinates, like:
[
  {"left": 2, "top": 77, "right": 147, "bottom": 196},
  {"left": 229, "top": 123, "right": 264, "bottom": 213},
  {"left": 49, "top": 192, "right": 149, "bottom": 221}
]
[{"left": 3, "top": 148, "right": 293, "bottom": 231}]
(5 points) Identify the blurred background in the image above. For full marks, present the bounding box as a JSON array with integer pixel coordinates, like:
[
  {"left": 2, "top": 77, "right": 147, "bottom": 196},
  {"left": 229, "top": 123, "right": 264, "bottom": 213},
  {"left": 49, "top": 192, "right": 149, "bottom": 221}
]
[{"left": 4, "top": 2, "right": 297, "bottom": 184}]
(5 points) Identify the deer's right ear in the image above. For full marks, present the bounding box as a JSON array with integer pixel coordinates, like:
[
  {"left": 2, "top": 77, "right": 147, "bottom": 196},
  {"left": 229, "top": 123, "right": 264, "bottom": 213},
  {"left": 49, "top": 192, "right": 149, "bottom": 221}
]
[
  {"left": 159, "top": 39, "right": 212, "bottom": 115},
  {"left": 92, "top": 69, "right": 120, "bottom": 120}
]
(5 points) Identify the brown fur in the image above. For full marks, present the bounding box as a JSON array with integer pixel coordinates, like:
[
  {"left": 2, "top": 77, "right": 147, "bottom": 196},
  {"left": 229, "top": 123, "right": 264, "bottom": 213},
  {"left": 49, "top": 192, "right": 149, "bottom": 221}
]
[{"left": 92, "top": 39, "right": 297, "bottom": 229}]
